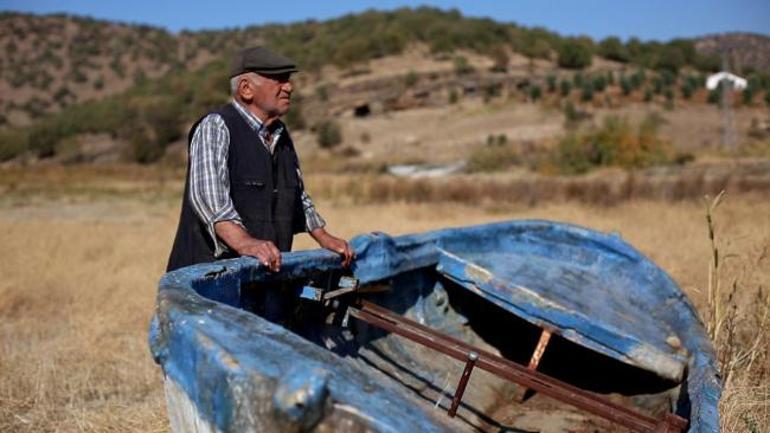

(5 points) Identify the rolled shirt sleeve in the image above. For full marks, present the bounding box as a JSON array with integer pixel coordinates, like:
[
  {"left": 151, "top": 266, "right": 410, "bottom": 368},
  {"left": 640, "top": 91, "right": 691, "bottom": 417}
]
[
  {"left": 188, "top": 113, "right": 244, "bottom": 257},
  {"left": 296, "top": 167, "right": 326, "bottom": 232}
]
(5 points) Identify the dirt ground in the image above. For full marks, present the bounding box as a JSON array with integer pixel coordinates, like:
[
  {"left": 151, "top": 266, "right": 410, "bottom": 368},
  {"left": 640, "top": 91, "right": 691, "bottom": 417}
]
[{"left": 0, "top": 171, "right": 768, "bottom": 432}]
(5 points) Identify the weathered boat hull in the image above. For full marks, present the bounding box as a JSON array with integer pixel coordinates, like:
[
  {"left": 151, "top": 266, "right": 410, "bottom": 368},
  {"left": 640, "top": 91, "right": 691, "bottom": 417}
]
[{"left": 150, "top": 220, "right": 720, "bottom": 432}]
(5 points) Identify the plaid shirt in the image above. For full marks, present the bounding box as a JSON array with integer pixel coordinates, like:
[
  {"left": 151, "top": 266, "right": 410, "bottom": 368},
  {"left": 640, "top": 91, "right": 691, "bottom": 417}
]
[{"left": 188, "top": 100, "right": 325, "bottom": 257}]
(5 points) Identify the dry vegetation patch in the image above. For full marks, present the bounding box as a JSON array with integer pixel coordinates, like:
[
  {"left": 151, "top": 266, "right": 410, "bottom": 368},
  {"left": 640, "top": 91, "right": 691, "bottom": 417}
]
[{"left": 0, "top": 173, "right": 768, "bottom": 432}]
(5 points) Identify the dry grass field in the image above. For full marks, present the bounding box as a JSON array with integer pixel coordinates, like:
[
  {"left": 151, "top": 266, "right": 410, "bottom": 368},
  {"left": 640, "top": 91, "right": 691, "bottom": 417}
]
[{"left": 0, "top": 167, "right": 768, "bottom": 432}]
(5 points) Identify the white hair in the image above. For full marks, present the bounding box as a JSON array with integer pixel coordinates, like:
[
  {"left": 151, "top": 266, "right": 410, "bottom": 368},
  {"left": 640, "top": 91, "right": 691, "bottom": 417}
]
[{"left": 230, "top": 72, "right": 260, "bottom": 96}]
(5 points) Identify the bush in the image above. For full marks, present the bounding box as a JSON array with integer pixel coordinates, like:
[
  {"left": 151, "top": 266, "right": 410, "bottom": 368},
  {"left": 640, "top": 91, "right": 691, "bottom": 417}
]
[
  {"left": 283, "top": 103, "right": 306, "bottom": 130},
  {"left": 573, "top": 72, "right": 584, "bottom": 87},
  {"left": 0, "top": 128, "right": 30, "bottom": 162},
  {"left": 644, "top": 88, "right": 654, "bottom": 102},
  {"left": 555, "top": 115, "right": 672, "bottom": 174},
  {"left": 453, "top": 56, "right": 474, "bottom": 75},
  {"left": 490, "top": 45, "right": 509, "bottom": 72},
  {"left": 316, "top": 120, "right": 342, "bottom": 149},
  {"left": 559, "top": 79, "right": 572, "bottom": 97},
  {"left": 529, "top": 85, "right": 542, "bottom": 101},
  {"left": 580, "top": 81, "right": 594, "bottom": 102},
  {"left": 448, "top": 88, "right": 458, "bottom": 104},
  {"left": 597, "top": 37, "right": 629, "bottom": 63},
  {"left": 681, "top": 76, "right": 698, "bottom": 99},
  {"left": 546, "top": 75, "right": 557, "bottom": 92},
  {"left": 557, "top": 39, "right": 592, "bottom": 69},
  {"left": 404, "top": 70, "right": 418, "bottom": 87},
  {"left": 620, "top": 75, "right": 633, "bottom": 96},
  {"left": 468, "top": 139, "right": 519, "bottom": 172},
  {"left": 592, "top": 75, "right": 607, "bottom": 92}
]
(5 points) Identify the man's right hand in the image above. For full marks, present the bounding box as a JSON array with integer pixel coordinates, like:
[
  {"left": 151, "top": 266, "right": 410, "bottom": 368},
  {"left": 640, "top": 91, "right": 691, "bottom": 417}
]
[
  {"left": 234, "top": 238, "right": 281, "bottom": 272},
  {"left": 214, "top": 221, "right": 281, "bottom": 272}
]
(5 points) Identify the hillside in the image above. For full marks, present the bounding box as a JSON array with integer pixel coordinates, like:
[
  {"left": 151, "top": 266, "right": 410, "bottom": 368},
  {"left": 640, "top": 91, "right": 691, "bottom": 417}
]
[{"left": 0, "top": 8, "right": 769, "bottom": 169}]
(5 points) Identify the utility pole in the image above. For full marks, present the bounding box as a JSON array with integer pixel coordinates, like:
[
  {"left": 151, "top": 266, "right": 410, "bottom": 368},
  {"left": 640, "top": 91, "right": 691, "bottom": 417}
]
[{"left": 720, "top": 48, "right": 735, "bottom": 150}]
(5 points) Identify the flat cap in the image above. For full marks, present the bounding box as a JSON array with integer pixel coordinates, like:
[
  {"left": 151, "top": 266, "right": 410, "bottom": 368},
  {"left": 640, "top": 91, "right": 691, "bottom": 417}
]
[{"left": 229, "top": 46, "right": 298, "bottom": 78}]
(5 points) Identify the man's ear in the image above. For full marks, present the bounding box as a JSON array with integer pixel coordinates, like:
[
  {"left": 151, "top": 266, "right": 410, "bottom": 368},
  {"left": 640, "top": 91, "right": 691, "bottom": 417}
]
[{"left": 238, "top": 78, "right": 253, "bottom": 101}]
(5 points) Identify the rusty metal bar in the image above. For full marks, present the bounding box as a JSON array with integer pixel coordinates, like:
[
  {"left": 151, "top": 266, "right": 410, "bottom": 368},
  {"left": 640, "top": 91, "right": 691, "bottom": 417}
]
[
  {"left": 349, "top": 301, "right": 687, "bottom": 433},
  {"left": 448, "top": 351, "right": 479, "bottom": 417},
  {"left": 521, "top": 328, "right": 552, "bottom": 401},
  {"left": 528, "top": 328, "right": 552, "bottom": 370}
]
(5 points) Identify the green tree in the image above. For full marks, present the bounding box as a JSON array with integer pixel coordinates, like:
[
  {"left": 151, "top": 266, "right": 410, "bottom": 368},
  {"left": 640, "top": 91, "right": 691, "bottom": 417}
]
[
  {"left": 557, "top": 39, "right": 592, "bottom": 69},
  {"left": 597, "top": 37, "right": 629, "bottom": 62}
]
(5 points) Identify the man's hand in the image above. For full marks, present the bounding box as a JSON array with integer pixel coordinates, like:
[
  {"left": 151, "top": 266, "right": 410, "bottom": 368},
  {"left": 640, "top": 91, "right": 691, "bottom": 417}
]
[
  {"left": 215, "top": 221, "right": 281, "bottom": 271},
  {"left": 311, "top": 228, "right": 354, "bottom": 267}
]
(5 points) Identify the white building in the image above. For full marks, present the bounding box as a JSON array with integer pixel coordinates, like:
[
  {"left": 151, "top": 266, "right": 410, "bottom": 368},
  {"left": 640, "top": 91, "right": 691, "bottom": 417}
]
[{"left": 706, "top": 71, "right": 747, "bottom": 91}]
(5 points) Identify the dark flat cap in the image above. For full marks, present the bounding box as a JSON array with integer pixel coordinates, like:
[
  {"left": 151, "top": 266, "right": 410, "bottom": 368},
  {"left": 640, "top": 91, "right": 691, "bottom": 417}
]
[{"left": 229, "top": 46, "right": 298, "bottom": 77}]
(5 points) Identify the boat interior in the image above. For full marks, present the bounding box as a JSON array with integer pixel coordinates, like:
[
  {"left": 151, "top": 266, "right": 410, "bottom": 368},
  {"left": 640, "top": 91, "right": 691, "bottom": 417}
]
[{"left": 237, "top": 263, "right": 685, "bottom": 433}]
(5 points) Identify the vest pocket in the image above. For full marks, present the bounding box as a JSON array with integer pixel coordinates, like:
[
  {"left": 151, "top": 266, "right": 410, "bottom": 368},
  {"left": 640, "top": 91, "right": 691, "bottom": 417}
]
[{"left": 231, "top": 178, "right": 272, "bottom": 231}]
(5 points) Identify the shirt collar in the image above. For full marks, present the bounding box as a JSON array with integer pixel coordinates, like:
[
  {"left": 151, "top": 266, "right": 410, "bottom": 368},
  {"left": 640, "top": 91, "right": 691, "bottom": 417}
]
[{"left": 230, "top": 99, "right": 284, "bottom": 150}]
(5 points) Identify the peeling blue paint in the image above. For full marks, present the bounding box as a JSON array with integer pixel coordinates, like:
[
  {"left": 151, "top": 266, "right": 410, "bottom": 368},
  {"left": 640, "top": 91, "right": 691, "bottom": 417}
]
[{"left": 150, "top": 219, "right": 720, "bottom": 432}]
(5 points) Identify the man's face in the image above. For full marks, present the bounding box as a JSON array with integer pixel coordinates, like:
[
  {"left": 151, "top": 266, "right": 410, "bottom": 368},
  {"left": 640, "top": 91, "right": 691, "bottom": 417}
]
[{"left": 246, "top": 73, "right": 293, "bottom": 118}]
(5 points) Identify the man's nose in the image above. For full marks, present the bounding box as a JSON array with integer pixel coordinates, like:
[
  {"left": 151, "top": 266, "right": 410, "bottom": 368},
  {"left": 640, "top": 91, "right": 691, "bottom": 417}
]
[{"left": 282, "top": 80, "right": 293, "bottom": 93}]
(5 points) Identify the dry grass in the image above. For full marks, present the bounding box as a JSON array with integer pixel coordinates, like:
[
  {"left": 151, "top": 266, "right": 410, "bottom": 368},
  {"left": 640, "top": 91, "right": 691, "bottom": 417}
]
[{"left": 0, "top": 169, "right": 768, "bottom": 432}]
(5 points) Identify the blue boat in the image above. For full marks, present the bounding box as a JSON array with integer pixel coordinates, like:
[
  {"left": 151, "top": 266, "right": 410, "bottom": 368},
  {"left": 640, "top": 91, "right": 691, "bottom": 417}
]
[{"left": 149, "top": 220, "right": 721, "bottom": 432}]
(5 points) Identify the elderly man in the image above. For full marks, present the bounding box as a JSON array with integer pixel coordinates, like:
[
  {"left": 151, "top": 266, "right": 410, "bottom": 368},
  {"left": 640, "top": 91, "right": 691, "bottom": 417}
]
[{"left": 167, "top": 46, "right": 353, "bottom": 272}]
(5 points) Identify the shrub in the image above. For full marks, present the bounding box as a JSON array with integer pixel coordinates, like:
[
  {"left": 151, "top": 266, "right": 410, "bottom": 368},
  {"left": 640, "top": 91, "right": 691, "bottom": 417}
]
[
  {"left": 468, "top": 140, "right": 519, "bottom": 172},
  {"left": 529, "top": 85, "right": 542, "bottom": 101},
  {"left": 653, "top": 76, "right": 664, "bottom": 95},
  {"left": 482, "top": 83, "right": 501, "bottom": 103},
  {"left": 562, "top": 100, "right": 588, "bottom": 127},
  {"left": 283, "top": 103, "right": 306, "bottom": 130},
  {"left": 0, "top": 128, "right": 30, "bottom": 162},
  {"left": 453, "top": 56, "right": 474, "bottom": 75},
  {"left": 580, "top": 81, "right": 594, "bottom": 102},
  {"left": 448, "top": 88, "right": 458, "bottom": 104},
  {"left": 316, "top": 85, "right": 328, "bottom": 102},
  {"left": 559, "top": 79, "right": 572, "bottom": 97},
  {"left": 555, "top": 115, "right": 672, "bottom": 174},
  {"left": 620, "top": 75, "right": 633, "bottom": 95},
  {"left": 644, "top": 88, "right": 654, "bottom": 102},
  {"left": 316, "top": 120, "right": 342, "bottom": 149},
  {"left": 592, "top": 75, "right": 607, "bottom": 92},
  {"left": 573, "top": 72, "right": 584, "bottom": 87},
  {"left": 597, "top": 37, "right": 629, "bottom": 63},
  {"left": 557, "top": 39, "right": 593, "bottom": 69},
  {"left": 664, "top": 89, "right": 675, "bottom": 109},
  {"left": 490, "top": 45, "right": 509, "bottom": 72},
  {"left": 546, "top": 74, "right": 557, "bottom": 92},
  {"left": 404, "top": 70, "right": 418, "bottom": 87},
  {"left": 630, "top": 69, "right": 646, "bottom": 89},
  {"left": 681, "top": 77, "right": 697, "bottom": 99}
]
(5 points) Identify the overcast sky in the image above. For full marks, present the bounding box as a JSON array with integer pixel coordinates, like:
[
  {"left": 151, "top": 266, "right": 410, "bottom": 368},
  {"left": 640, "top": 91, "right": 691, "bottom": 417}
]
[{"left": 2, "top": 0, "right": 768, "bottom": 41}]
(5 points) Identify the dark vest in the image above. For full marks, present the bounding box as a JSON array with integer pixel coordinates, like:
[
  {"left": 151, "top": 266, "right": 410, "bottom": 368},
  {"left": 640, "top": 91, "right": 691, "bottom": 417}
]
[{"left": 166, "top": 104, "right": 305, "bottom": 272}]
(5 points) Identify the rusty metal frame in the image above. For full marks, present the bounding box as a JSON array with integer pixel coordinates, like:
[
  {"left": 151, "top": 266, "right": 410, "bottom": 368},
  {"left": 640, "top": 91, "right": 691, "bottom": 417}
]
[{"left": 348, "top": 300, "right": 687, "bottom": 433}]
